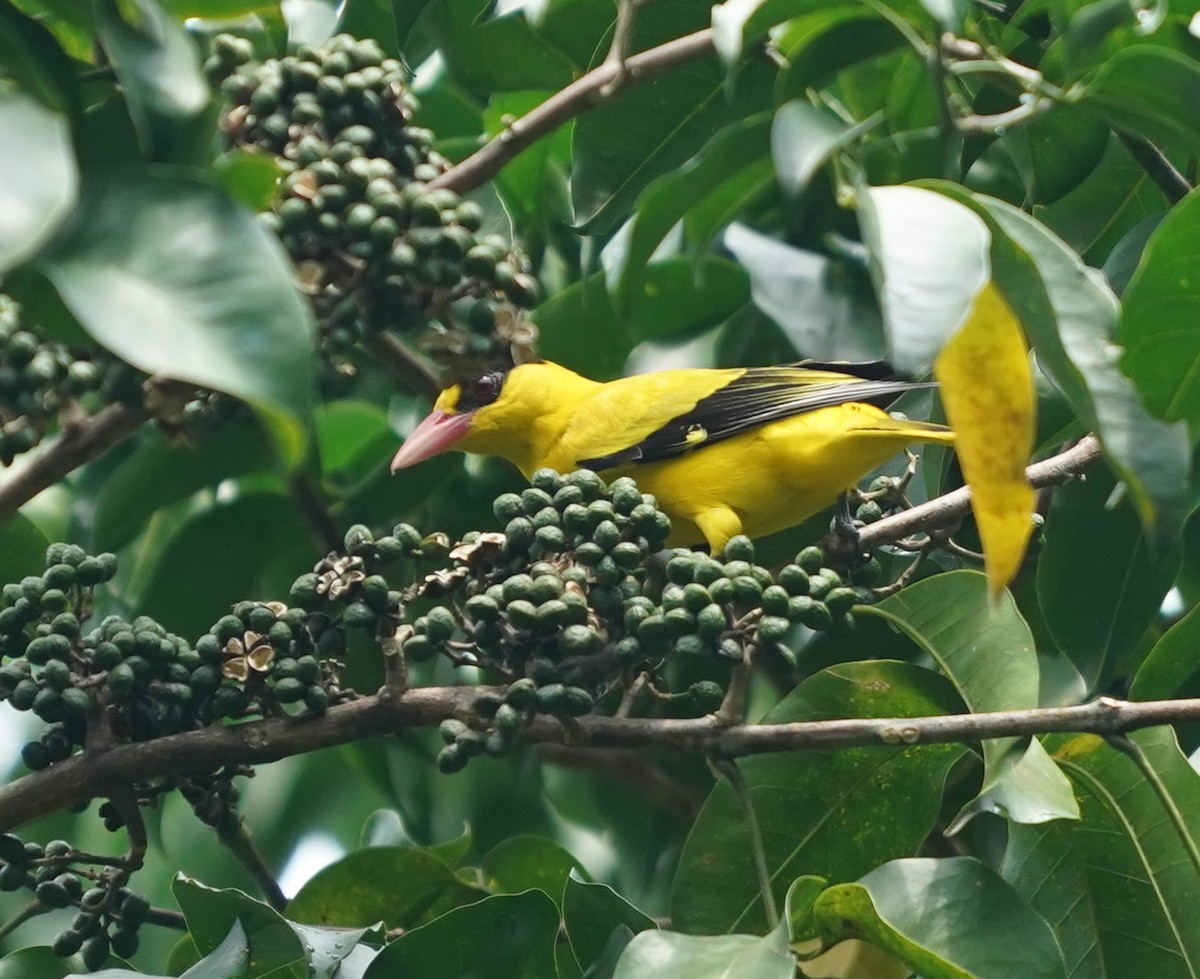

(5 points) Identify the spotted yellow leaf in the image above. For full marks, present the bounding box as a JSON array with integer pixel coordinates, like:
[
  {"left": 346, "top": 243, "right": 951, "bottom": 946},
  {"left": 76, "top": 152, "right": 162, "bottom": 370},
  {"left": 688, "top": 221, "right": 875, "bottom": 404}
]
[{"left": 935, "top": 282, "right": 1036, "bottom": 596}]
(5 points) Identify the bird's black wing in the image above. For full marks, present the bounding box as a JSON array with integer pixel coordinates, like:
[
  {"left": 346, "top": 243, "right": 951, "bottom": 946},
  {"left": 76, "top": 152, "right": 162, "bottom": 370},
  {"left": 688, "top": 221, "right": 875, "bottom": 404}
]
[{"left": 578, "top": 363, "right": 937, "bottom": 470}]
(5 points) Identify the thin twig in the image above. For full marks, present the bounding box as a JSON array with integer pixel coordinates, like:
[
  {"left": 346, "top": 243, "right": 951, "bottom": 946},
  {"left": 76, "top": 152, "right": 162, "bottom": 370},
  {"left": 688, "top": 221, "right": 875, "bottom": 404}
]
[
  {"left": 599, "top": 0, "right": 645, "bottom": 96},
  {"left": 0, "top": 900, "right": 46, "bottom": 942},
  {"left": 364, "top": 332, "right": 441, "bottom": 401},
  {"left": 145, "top": 905, "right": 188, "bottom": 930},
  {"left": 1118, "top": 133, "right": 1193, "bottom": 204},
  {"left": 220, "top": 821, "right": 287, "bottom": 911},
  {"left": 711, "top": 757, "right": 777, "bottom": 927},
  {"left": 430, "top": 29, "right": 715, "bottom": 195},
  {"left": 859, "top": 434, "right": 1101, "bottom": 551},
  {"left": 0, "top": 401, "right": 150, "bottom": 523},
  {"left": 289, "top": 473, "right": 341, "bottom": 553}
]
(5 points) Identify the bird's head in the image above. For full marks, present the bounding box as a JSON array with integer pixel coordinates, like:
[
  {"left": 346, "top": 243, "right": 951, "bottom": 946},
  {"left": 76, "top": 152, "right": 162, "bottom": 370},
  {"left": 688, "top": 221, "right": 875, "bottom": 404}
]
[{"left": 390, "top": 367, "right": 511, "bottom": 473}]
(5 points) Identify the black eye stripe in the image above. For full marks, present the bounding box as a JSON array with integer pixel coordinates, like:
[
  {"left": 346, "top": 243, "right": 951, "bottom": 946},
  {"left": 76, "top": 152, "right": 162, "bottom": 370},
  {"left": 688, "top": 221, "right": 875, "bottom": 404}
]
[{"left": 457, "top": 370, "right": 506, "bottom": 410}]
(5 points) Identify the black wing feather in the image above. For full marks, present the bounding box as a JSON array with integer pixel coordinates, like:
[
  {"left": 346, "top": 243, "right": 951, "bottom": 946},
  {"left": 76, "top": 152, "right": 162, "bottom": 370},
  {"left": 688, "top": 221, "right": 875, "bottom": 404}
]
[{"left": 579, "top": 364, "right": 936, "bottom": 470}]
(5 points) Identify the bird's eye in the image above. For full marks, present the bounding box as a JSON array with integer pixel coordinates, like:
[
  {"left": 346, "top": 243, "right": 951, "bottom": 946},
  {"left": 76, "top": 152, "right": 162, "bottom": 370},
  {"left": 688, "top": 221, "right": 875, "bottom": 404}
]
[{"left": 473, "top": 374, "right": 498, "bottom": 401}]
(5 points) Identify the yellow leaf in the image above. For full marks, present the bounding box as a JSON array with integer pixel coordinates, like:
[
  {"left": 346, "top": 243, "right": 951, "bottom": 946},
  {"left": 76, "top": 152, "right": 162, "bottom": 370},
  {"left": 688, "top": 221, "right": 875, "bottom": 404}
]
[{"left": 934, "top": 282, "right": 1036, "bottom": 596}]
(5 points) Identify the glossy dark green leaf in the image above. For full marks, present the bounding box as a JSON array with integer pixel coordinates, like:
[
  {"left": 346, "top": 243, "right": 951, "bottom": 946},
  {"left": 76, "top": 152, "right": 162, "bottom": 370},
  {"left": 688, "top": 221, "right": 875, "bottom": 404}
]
[
  {"left": 930, "top": 183, "right": 1189, "bottom": 541},
  {"left": 361, "top": 890, "right": 560, "bottom": 979},
  {"left": 480, "top": 835, "right": 587, "bottom": 909},
  {"left": 288, "top": 922, "right": 371, "bottom": 979},
  {"left": 136, "top": 493, "right": 315, "bottom": 638},
  {"left": 603, "top": 112, "right": 771, "bottom": 308},
  {"left": 94, "top": 0, "right": 210, "bottom": 157},
  {"left": 868, "top": 571, "right": 1077, "bottom": 827},
  {"left": 812, "top": 858, "right": 1066, "bottom": 979},
  {"left": 1120, "top": 187, "right": 1200, "bottom": 433},
  {"left": 773, "top": 8, "right": 907, "bottom": 103},
  {"left": 1130, "top": 603, "right": 1200, "bottom": 700},
  {"left": 858, "top": 184, "right": 990, "bottom": 373},
  {"left": 533, "top": 258, "right": 749, "bottom": 377},
  {"left": 393, "top": 0, "right": 434, "bottom": 47},
  {"left": 35, "top": 169, "right": 314, "bottom": 468},
  {"left": 1081, "top": 46, "right": 1200, "bottom": 159},
  {"left": 314, "top": 400, "right": 392, "bottom": 487},
  {"left": 672, "top": 660, "right": 966, "bottom": 934},
  {"left": 482, "top": 90, "right": 568, "bottom": 231},
  {"left": 1037, "top": 468, "right": 1178, "bottom": 690},
  {"left": 613, "top": 928, "right": 793, "bottom": 978},
  {"left": 0, "top": 947, "right": 89, "bottom": 979},
  {"left": 572, "top": 5, "right": 773, "bottom": 234},
  {"left": 286, "top": 846, "right": 486, "bottom": 930},
  {"left": 1035, "top": 136, "right": 1167, "bottom": 264},
  {"left": 563, "top": 874, "right": 657, "bottom": 973},
  {"left": 0, "top": 0, "right": 81, "bottom": 114},
  {"left": 172, "top": 877, "right": 306, "bottom": 979},
  {"left": 1038, "top": 727, "right": 1200, "bottom": 974},
  {"left": 0, "top": 512, "right": 48, "bottom": 585},
  {"left": 710, "top": 0, "right": 855, "bottom": 63},
  {"left": 0, "top": 92, "right": 76, "bottom": 272},
  {"left": 433, "top": 0, "right": 576, "bottom": 93},
  {"left": 93, "top": 419, "right": 273, "bottom": 552},
  {"left": 722, "top": 222, "right": 886, "bottom": 360}
]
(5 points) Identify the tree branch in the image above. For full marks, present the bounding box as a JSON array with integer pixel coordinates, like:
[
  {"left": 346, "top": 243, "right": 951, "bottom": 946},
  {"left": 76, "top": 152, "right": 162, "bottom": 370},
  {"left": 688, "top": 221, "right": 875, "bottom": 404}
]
[
  {"left": 4, "top": 681, "right": 1200, "bottom": 833},
  {"left": 1117, "top": 133, "right": 1194, "bottom": 204},
  {"left": 859, "top": 434, "right": 1102, "bottom": 550},
  {"left": 430, "top": 29, "right": 716, "bottom": 195},
  {"left": 0, "top": 402, "right": 150, "bottom": 523}
]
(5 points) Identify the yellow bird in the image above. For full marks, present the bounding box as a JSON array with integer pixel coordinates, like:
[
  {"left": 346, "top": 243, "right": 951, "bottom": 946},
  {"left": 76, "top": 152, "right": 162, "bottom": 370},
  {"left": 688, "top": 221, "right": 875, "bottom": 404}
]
[{"left": 390, "top": 360, "right": 954, "bottom": 552}]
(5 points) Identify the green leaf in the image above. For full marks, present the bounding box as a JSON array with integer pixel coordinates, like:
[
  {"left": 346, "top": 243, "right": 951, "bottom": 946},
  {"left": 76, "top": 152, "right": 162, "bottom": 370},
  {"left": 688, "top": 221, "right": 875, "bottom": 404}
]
[
  {"left": 136, "top": 493, "right": 315, "bottom": 638},
  {"left": 811, "top": 858, "right": 1067, "bottom": 979},
  {"left": 930, "top": 183, "right": 1190, "bottom": 541},
  {"left": 0, "top": 512, "right": 48, "bottom": 585},
  {"left": 1039, "top": 727, "right": 1200, "bottom": 974},
  {"left": 858, "top": 185, "right": 990, "bottom": 373},
  {"left": 282, "top": 0, "right": 339, "bottom": 46},
  {"left": 176, "top": 922, "right": 250, "bottom": 979},
  {"left": 432, "top": 0, "right": 577, "bottom": 93},
  {"left": 613, "top": 928, "right": 793, "bottom": 979},
  {"left": 314, "top": 400, "right": 394, "bottom": 490},
  {"left": 603, "top": 111, "right": 771, "bottom": 308},
  {"left": 563, "top": 874, "right": 657, "bottom": 973},
  {"left": 1131, "top": 603, "right": 1200, "bottom": 701},
  {"left": 770, "top": 101, "right": 852, "bottom": 197},
  {"left": 1120, "top": 186, "right": 1200, "bottom": 433},
  {"left": 1080, "top": 46, "right": 1200, "bottom": 159},
  {"left": 0, "top": 0, "right": 81, "bottom": 114},
  {"left": 93, "top": 420, "right": 273, "bottom": 552},
  {"left": 1036, "top": 467, "right": 1179, "bottom": 691},
  {"left": 480, "top": 835, "right": 587, "bottom": 910},
  {"left": 773, "top": 8, "right": 908, "bottom": 103},
  {"left": 361, "top": 890, "right": 560, "bottom": 979},
  {"left": 94, "top": 0, "right": 211, "bottom": 159},
  {"left": 1034, "top": 136, "right": 1167, "bottom": 264},
  {"left": 0, "top": 92, "right": 77, "bottom": 273},
  {"left": 35, "top": 168, "right": 314, "bottom": 468},
  {"left": 0, "top": 947, "right": 88, "bottom": 979},
  {"left": 571, "top": 7, "right": 773, "bottom": 234},
  {"left": 867, "top": 571, "right": 1078, "bottom": 828},
  {"left": 532, "top": 258, "right": 749, "bottom": 377},
  {"left": 710, "top": 0, "right": 843, "bottom": 64},
  {"left": 671, "top": 660, "right": 966, "bottom": 934},
  {"left": 172, "top": 877, "right": 306, "bottom": 979},
  {"left": 212, "top": 150, "right": 284, "bottom": 212},
  {"left": 286, "top": 845, "right": 486, "bottom": 930},
  {"left": 287, "top": 923, "right": 371, "bottom": 979}
]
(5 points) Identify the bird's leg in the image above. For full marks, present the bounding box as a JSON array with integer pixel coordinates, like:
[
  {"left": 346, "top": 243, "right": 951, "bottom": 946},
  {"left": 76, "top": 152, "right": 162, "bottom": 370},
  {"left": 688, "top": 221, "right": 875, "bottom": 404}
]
[{"left": 822, "top": 491, "right": 865, "bottom": 569}]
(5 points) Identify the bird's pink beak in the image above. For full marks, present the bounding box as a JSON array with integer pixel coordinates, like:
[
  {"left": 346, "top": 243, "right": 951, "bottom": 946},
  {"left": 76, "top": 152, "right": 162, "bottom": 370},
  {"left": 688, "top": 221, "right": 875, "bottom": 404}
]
[{"left": 390, "top": 409, "right": 473, "bottom": 472}]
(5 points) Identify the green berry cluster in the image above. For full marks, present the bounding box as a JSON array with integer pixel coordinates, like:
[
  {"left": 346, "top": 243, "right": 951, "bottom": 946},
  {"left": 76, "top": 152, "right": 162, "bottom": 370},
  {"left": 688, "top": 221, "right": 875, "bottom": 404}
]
[
  {"left": 388, "top": 469, "right": 874, "bottom": 772},
  {"left": 209, "top": 33, "right": 431, "bottom": 178},
  {"left": 209, "top": 32, "right": 537, "bottom": 389},
  {"left": 0, "top": 297, "right": 138, "bottom": 466},
  {"left": 0, "top": 834, "right": 147, "bottom": 968}
]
